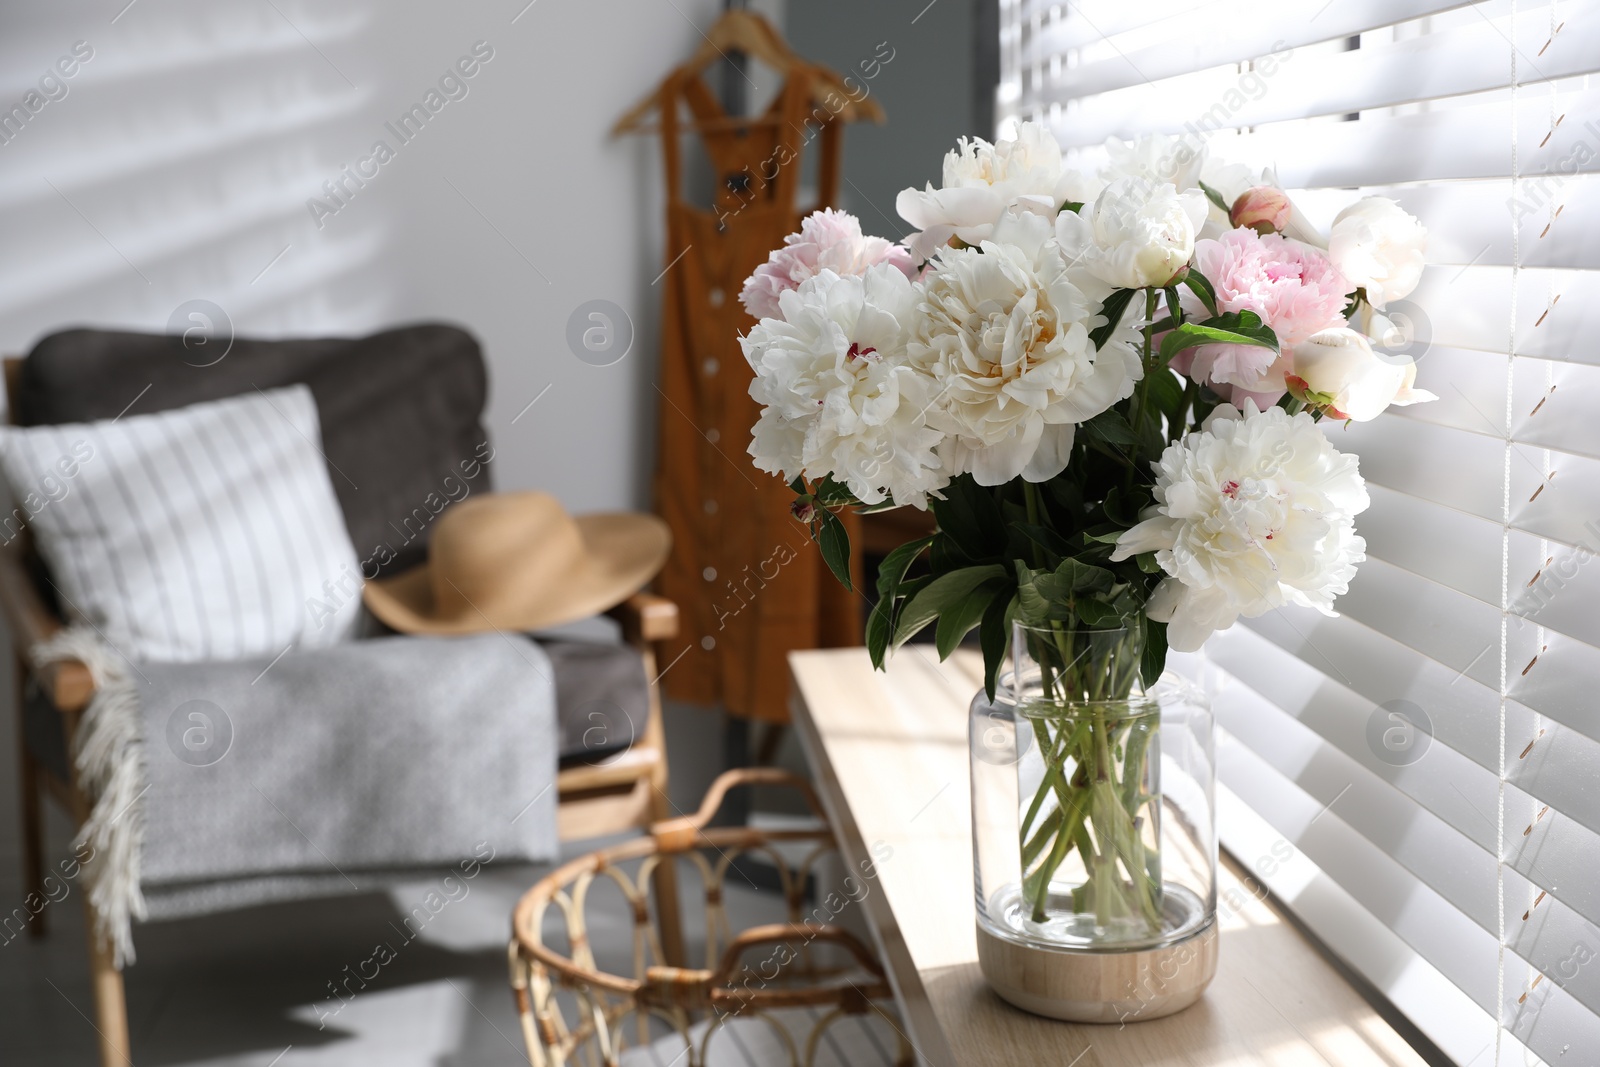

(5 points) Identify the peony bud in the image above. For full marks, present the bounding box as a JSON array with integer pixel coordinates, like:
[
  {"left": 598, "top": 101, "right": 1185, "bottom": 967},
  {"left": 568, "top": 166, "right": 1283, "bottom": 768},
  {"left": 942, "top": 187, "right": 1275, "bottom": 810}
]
[
  {"left": 1230, "top": 186, "right": 1291, "bottom": 235},
  {"left": 790, "top": 498, "right": 817, "bottom": 524},
  {"left": 1327, "top": 197, "right": 1427, "bottom": 309},
  {"left": 1291, "top": 328, "right": 1410, "bottom": 421}
]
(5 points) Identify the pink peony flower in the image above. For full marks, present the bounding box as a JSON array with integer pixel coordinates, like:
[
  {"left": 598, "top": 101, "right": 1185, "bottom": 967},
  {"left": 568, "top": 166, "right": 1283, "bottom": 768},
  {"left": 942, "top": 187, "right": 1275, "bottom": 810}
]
[
  {"left": 740, "top": 209, "right": 915, "bottom": 321},
  {"left": 1177, "top": 229, "right": 1353, "bottom": 395},
  {"left": 1168, "top": 346, "right": 1293, "bottom": 408}
]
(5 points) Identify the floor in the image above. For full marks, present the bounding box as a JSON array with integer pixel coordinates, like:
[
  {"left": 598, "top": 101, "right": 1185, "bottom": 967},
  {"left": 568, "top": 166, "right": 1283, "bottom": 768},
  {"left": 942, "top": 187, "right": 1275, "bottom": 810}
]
[
  {"left": 0, "top": 689, "right": 827, "bottom": 1066},
  {"left": 17, "top": 813, "right": 806, "bottom": 1065}
]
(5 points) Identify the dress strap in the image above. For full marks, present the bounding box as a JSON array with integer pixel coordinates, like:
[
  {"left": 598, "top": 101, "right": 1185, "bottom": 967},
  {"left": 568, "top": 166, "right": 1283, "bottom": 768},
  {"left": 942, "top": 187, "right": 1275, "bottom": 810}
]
[
  {"left": 657, "top": 72, "right": 685, "bottom": 208},
  {"left": 766, "top": 63, "right": 814, "bottom": 210}
]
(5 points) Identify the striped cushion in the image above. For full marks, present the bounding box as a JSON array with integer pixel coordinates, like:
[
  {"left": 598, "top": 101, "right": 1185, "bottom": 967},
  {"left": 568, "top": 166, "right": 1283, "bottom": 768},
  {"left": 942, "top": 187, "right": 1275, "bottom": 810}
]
[{"left": 0, "top": 384, "right": 362, "bottom": 663}]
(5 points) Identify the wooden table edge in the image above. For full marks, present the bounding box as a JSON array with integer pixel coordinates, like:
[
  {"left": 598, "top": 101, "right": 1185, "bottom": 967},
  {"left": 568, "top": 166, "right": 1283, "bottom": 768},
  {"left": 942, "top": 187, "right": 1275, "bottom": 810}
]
[{"left": 789, "top": 679, "right": 960, "bottom": 1066}]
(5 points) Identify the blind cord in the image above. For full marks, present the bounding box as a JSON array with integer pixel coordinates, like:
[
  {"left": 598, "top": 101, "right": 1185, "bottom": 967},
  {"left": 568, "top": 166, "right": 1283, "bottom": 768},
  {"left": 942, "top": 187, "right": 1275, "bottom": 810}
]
[{"left": 1501, "top": 1, "right": 1519, "bottom": 1062}]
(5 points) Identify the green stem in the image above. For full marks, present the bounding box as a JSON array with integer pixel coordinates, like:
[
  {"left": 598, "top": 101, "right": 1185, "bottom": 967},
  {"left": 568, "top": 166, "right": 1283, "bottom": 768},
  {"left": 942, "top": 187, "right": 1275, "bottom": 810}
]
[
  {"left": 1125, "top": 288, "right": 1161, "bottom": 494},
  {"left": 1017, "top": 633, "right": 1164, "bottom": 939}
]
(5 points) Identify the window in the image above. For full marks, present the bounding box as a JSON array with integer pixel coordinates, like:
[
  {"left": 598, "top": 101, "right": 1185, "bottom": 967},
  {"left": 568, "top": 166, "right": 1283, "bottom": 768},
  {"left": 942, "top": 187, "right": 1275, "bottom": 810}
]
[{"left": 998, "top": 1, "right": 1600, "bottom": 1059}]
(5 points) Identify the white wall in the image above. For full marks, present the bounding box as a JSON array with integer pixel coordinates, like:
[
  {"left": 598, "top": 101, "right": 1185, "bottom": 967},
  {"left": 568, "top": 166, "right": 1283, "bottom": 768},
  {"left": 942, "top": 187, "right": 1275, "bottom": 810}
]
[{"left": 0, "top": 0, "right": 730, "bottom": 512}]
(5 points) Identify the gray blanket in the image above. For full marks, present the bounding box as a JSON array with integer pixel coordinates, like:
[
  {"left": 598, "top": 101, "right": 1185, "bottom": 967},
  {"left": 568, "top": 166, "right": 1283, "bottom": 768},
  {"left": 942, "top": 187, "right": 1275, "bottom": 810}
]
[{"left": 41, "top": 629, "right": 560, "bottom": 964}]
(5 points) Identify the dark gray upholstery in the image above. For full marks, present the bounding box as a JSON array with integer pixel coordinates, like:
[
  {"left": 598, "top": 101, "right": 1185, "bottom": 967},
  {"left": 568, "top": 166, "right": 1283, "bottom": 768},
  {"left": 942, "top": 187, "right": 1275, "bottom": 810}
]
[
  {"left": 544, "top": 640, "right": 650, "bottom": 764},
  {"left": 16, "top": 324, "right": 649, "bottom": 763},
  {"left": 17, "top": 323, "right": 490, "bottom": 577}
]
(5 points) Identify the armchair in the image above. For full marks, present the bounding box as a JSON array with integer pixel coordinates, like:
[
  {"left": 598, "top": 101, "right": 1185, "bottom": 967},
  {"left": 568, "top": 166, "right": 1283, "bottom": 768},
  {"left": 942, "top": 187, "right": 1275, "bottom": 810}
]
[{"left": 0, "top": 335, "right": 684, "bottom": 1067}]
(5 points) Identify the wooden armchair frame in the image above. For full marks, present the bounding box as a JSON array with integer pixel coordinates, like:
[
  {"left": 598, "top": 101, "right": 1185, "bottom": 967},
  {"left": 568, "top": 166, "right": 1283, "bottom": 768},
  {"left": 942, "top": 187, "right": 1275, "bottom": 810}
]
[{"left": 0, "top": 357, "right": 684, "bottom": 1067}]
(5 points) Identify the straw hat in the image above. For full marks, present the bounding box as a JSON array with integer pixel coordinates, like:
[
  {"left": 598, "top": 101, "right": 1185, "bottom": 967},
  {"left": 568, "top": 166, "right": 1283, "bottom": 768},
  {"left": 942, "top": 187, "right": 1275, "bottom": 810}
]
[{"left": 363, "top": 491, "right": 671, "bottom": 635}]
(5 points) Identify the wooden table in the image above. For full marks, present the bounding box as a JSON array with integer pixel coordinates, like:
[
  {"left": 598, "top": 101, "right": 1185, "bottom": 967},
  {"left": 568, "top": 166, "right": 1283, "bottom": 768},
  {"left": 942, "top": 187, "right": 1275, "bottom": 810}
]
[{"left": 788, "top": 647, "right": 1430, "bottom": 1067}]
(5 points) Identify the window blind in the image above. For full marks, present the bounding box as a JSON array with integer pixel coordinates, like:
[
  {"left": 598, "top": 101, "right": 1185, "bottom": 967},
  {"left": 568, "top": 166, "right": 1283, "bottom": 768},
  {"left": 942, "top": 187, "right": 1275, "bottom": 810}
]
[{"left": 998, "top": 2, "right": 1600, "bottom": 1062}]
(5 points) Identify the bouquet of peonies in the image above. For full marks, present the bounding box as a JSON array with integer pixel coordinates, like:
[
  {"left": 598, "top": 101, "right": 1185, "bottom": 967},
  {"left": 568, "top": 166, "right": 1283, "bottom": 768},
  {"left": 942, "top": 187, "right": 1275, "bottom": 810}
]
[{"left": 738, "top": 123, "right": 1430, "bottom": 932}]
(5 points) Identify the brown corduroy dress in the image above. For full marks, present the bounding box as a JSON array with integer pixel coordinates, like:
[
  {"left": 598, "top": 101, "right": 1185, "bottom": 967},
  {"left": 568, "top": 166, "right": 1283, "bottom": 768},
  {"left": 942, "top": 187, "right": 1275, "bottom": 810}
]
[{"left": 650, "top": 65, "right": 864, "bottom": 723}]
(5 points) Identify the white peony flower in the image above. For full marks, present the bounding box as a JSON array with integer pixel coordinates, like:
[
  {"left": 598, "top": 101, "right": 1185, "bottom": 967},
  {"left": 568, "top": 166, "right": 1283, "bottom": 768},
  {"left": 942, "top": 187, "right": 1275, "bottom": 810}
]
[
  {"left": 1058, "top": 177, "right": 1208, "bottom": 290},
  {"left": 1290, "top": 327, "right": 1435, "bottom": 421},
  {"left": 896, "top": 120, "right": 1099, "bottom": 261},
  {"left": 1327, "top": 197, "right": 1427, "bottom": 308},
  {"left": 1111, "top": 401, "right": 1369, "bottom": 652},
  {"left": 909, "top": 212, "right": 1143, "bottom": 486},
  {"left": 1100, "top": 132, "right": 1208, "bottom": 193},
  {"left": 742, "top": 264, "right": 947, "bottom": 508}
]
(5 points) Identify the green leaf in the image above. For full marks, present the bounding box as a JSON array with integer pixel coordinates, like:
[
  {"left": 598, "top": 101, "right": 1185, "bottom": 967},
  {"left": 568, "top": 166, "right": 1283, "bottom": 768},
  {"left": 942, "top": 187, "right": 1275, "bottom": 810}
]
[
  {"left": 1088, "top": 287, "right": 1137, "bottom": 351},
  {"left": 929, "top": 475, "right": 1006, "bottom": 561},
  {"left": 866, "top": 535, "right": 934, "bottom": 669},
  {"left": 1037, "top": 558, "right": 1115, "bottom": 600},
  {"left": 1111, "top": 584, "right": 1144, "bottom": 619},
  {"left": 1012, "top": 560, "right": 1053, "bottom": 626},
  {"left": 1044, "top": 476, "right": 1082, "bottom": 516},
  {"left": 935, "top": 578, "right": 1006, "bottom": 659},
  {"left": 1141, "top": 619, "right": 1169, "bottom": 689},
  {"left": 789, "top": 475, "right": 807, "bottom": 495},
  {"left": 815, "top": 476, "right": 859, "bottom": 507},
  {"left": 1059, "top": 200, "right": 1085, "bottom": 214},
  {"left": 876, "top": 536, "right": 934, "bottom": 597},
  {"left": 866, "top": 605, "right": 892, "bottom": 670},
  {"left": 979, "top": 592, "right": 1017, "bottom": 702},
  {"left": 894, "top": 564, "right": 1008, "bottom": 649},
  {"left": 1197, "top": 179, "right": 1229, "bottom": 215},
  {"left": 1074, "top": 598, "right": 1125, "bottom": 628},
  {"left": 1014, "top": 523, "right": 1074, "bottom": 559},
  {"left": 1180, "top": 270, "right": 1218, "bottom": 318},
  {"left": 1146, "top": 366, "right": 1186, "bottom": 423},
  {"left": 816, "top": 508, "right": 852, "bottom": 591},
  {"left": 1162, "top": 285, "right": 1184, "bottom": 330},
  {"left": 1100, "top": 486, "right": 1135, "bottom": 526},
  {"left": 1080, "top": 409, "right": 1140, "bottom": 448},
  {"left": 1193, "top": 383, "right": 1226, "bottom": 427},
  {"left": 1157, "top": 310, "right": 1278, "bottom": 366},
  {"left": 856, "top": 498, "right": 906, "bottom": 515}
]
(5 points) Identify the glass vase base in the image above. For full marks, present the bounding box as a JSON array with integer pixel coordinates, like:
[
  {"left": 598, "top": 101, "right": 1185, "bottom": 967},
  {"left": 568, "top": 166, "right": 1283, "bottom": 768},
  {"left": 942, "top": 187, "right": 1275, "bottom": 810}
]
[
  {"left": 983, "top": 880, "right": 1211, "bottom": 952},
  {"left": 976, "top": 888, "right": 1217, "bottom": 1023}
]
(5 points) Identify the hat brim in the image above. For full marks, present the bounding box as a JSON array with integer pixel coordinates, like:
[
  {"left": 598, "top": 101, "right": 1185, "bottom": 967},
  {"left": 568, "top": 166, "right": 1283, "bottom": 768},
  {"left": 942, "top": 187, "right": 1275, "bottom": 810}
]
[{"left": 361, "top": 513, "right": 672, "bottom": 636}]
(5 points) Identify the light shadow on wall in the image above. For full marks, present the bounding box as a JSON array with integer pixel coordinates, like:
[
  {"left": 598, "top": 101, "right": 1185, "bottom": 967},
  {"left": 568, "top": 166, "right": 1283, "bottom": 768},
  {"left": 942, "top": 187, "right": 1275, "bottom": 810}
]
[{"left": 0, "top": 1, "right": 395, "bottom": 349}]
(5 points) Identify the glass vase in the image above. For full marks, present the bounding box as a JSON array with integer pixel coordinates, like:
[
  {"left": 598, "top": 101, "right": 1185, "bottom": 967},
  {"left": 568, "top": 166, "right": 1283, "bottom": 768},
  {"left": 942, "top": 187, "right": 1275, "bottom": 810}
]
[{"left": 969, "top": 621, "right": 1217, "bottom": 1022}]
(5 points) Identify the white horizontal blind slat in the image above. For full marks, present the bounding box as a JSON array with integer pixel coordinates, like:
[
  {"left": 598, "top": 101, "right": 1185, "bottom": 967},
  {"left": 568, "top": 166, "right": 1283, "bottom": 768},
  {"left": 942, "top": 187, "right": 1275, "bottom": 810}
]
[
  {"left": 1340, "top": 416, "right": 1600, "bottom": 548},
  {"left": 1358, "top": 485, "right": 1600, "bottom": 651},
  {"left": 1385, "top": 349, "right": 1600, "bottom": 461},
  {"left": 1016, "top": 0, "right": 1481, "bottom": 97},
  {"left": 1284, "top": 179, "right": 1600, "bottom": 273},
  {"left": 1330, "top": 558, "right": 1600, "bottom": 744},
  {"left": 1215, "top": 679, "right": 1600, "bottom": 1011},
  {"left": 1218, "top": 736, "right": 1600, "bottom": 1061},
  {"left": 1030, "top": 7, "right": 1600, "bottom": 145},
  {"left": 1215, "top": 784, "right": 1539, "bottom": 1067},
  {"left": 1051, "top": 88, "right": 1600, "bottom": 191},
  {"left": 1208, "top": 623, "right": 1600, "bottom": 905},
  {"left": 997, "top": 0, "right": 1600, "bottom": 1054},
  {"left": 1402, "top": 265, "right": 1600, "bottom": 367}
]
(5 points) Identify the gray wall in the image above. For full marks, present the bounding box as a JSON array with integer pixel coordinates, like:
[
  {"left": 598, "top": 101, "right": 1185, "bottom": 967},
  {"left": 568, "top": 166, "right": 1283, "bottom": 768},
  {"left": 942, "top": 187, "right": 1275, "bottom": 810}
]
[{"left": 785, "top": 0, "right": 985, "bottom": 244}]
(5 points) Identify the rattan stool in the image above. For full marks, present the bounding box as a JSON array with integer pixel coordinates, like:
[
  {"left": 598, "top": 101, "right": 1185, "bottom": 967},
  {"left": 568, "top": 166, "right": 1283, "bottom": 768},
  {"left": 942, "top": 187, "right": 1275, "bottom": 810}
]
[{"left": 509, "top": 768, "right": 913, "bottom": 1066}]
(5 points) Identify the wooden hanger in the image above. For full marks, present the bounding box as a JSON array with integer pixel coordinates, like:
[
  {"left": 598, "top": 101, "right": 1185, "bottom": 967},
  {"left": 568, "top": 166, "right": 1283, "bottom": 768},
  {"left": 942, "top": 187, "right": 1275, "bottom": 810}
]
[{"left": 611, "top": 9, "right": 885, "bottom": 136}]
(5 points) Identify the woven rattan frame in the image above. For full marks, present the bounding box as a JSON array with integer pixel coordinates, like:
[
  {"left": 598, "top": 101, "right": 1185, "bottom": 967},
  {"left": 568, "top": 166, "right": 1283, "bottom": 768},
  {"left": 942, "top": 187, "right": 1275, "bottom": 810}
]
[{"left": 509, "top": 768, "right": 912, "bottom": 1067}]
